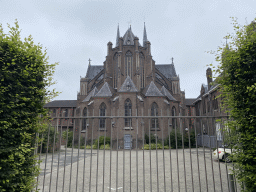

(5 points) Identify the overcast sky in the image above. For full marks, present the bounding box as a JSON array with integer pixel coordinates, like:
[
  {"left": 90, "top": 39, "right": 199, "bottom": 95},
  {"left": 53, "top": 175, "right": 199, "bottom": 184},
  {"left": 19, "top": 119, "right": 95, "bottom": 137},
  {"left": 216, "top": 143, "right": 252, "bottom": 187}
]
[{"left": 1, "top": 0, "right": 256, "bottom": 100}]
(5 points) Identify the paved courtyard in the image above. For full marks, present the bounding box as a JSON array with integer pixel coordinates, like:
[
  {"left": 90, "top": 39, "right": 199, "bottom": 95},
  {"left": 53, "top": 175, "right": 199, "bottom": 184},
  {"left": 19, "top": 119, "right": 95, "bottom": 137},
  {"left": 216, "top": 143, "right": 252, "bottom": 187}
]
[{"left": 36, "top": 146, "right": 237, "bottom": 192}]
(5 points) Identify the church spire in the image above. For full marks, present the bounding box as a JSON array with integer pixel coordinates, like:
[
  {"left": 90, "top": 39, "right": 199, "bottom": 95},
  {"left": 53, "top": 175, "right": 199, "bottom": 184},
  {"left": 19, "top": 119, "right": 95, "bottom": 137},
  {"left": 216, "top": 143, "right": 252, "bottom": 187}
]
[
  {"left": 143, "top": 22, "right": 148, "bottom": 47},
  {"left": 116, "top": 24, "right": 120, "bottom": 47}
]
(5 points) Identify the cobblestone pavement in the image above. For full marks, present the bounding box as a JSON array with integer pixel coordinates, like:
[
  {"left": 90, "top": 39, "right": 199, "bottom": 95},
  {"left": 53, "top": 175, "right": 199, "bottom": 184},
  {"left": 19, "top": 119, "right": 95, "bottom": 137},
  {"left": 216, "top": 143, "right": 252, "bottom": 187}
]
[{"left": 36, "top": 146, "right": 238, "bottom": 192}]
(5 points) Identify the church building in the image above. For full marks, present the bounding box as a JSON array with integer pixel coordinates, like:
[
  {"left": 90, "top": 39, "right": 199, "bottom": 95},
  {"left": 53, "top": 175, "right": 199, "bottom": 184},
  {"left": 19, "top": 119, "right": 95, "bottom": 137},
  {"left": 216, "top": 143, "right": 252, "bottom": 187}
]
[{"left": 45, "top": 24, "right": 186, "bottom": 149}]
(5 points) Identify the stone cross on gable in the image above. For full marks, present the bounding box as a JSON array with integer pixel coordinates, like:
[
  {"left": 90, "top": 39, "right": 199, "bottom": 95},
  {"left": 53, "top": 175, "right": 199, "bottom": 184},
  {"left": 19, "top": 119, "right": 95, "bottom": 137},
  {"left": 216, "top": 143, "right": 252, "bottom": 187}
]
[
  {"left": 171, "top": 57, "right": 174, "bottom": 64},
  {"left": 88, "top": 58, "right": 91, "bottom": 65}
]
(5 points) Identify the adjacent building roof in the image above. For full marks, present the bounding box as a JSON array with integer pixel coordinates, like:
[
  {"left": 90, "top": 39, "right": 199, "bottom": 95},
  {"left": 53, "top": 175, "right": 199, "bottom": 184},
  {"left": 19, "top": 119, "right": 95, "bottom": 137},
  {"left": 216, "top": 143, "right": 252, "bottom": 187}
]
[
  {"left": 143, "top": 81, "right": 164, "bottom": 97},
  {"left": 185, "top": 98, "right": 196, "bottom": 106},
  {"left": 161, "top": 86, "right": 176, "bottom": 101},
  {"left": 82, "top": 87, "right": 99, "bottom": 102},
  {"left": 155, "top": 64, "right": 177, "bottom": 79},
  {"left": 85, "top": 65, "right": 104, "bottom": 80},
  {"left": 119, "top": 76, "right": 138, "bottom": 92},
  {"left": 44, "top": 100, "right": 77, "bottom": 108},
  {"left": 94, "top": 82, "right": 114, "bottom": 97}
]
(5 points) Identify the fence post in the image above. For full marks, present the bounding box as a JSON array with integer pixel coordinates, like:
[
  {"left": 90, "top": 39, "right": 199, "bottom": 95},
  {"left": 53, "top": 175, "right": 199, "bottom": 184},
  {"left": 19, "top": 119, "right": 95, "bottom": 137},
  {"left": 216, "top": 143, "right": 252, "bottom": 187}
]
[{"left": 228, "top": 173, "right": 235, "bottom": 192}]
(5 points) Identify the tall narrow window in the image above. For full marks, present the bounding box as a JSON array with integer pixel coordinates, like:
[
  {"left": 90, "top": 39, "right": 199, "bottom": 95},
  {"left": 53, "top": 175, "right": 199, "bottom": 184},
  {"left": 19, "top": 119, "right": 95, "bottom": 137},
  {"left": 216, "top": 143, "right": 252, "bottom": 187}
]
[
  {"left": 64, "top": 109, "right": 68, "bottom": 120},
  {"left": 151, "top": 102, "right": 159, "bottom": 129},
  {"left": 125, "top": 51, "right": 133, "bottom": 77},
  {"left": 113, "top": 53, "right": 118, "bottom": 88},
  {"left": 213, "top": 96, "right": 218, "bottom": 110},
  {"left": 172, "top": 106, "right": 176, "bottom": 129},
  {"left": 64, "top": 109, "right": 68, "bottom": 117},
  {"left": 53, "top": 109, "right": 56, "bottom": 117},
  {"left": 82, "top": 107, "right": 87, "bottom": 130},
  {"left": 139, "top": 52, "right": 145, "bottom": 88},
  {"left": 76, "top": 108, "right": 80, "bottom": 117},
  {"left": 125, "top": 99, "right": 132, "bottom": 127},
  {"left": 99, "top": 103, "right": 106, "bottom": 129}
]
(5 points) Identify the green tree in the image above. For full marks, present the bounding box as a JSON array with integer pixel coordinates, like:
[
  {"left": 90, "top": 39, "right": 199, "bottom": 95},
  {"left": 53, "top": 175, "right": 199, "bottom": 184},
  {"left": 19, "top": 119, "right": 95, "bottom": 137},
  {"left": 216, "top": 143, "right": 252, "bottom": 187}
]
[
  {"left": 0, "top": 21, "right": 58, "bottom": 191},
  {"left": 215, "top": 18, "right": 256, "bottom": 191}
]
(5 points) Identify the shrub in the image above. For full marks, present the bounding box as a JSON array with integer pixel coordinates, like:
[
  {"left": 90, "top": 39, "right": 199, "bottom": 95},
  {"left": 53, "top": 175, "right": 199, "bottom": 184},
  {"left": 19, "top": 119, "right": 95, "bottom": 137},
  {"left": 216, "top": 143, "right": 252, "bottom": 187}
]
[
  {"left": 0, "top": 21, "right": 57, "bottom": 191},
  {"left": 184, "top": 130, "right": 195, "bottom": 148},
  {"left": 62, "top": 130, "right": 73, "bottom": 148},
  {"left": 93, "top": 136, "right": 111, "bottom": 147},
  {"left": 165, "top": 129, "right": 182, "bottom": 148},
  {"left": 100, "top": 144, "right": 110, "bottom": 150},
  {"left": 145, "top": 133, "right": 159, "bottom": 144},
  {"left": 142, "top": 143, "right": 163, "bottom": 150},
  {"left": 41, "top": 125, "right": 59, "bottom": 153},
  {"left": 214, "top": 18, "right": 256, "bottom": 190}
]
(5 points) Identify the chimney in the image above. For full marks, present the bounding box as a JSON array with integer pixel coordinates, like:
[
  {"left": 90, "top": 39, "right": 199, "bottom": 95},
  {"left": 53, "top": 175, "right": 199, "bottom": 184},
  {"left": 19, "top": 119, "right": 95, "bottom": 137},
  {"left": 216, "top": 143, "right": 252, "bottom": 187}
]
[{"left": 206, "top": 67, "right": 212, "bottom": 90}]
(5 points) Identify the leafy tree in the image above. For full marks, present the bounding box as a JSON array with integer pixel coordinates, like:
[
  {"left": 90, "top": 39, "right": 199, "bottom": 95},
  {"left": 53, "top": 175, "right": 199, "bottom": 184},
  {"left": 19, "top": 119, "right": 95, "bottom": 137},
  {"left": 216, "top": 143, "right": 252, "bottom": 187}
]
[
  {"left": 0, "top": 21, "right": 57, "bottom": 191},
  {"left": 215, "top": 18, "right": 256, "bottom": 191}
]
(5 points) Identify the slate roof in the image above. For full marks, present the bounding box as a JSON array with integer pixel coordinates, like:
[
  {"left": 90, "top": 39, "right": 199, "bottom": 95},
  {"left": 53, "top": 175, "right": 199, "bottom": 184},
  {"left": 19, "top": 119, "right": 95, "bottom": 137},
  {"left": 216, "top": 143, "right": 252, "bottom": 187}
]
[
  {"left": 94, "top": 82, "right": 114, "bottom": 97},
  {"left": 82, "top": 87, "right": 98, "bottom": 102},
  {"left": 185, "top": 98, "right": 196, "bottom": 106},
  {"left": 119, "top": 76, "right": 138, "bottom": 92},
  {"left": 86, "top": 65, "right": 104, "bottom": 80},
  {"left": 44, "top": 100, "right": 77, "bottom": 108},
  {"left": 123, "top": 27, "right": 141, "bottom": 46},
  {"left": 161, "top": 86, "right": 177, "bottom": 101},
  {"left": 143, "top": 81, "right": 164, "bottom": 97},
  {"left": 155, "top": 64, "right": 177, "bottom": 79}
]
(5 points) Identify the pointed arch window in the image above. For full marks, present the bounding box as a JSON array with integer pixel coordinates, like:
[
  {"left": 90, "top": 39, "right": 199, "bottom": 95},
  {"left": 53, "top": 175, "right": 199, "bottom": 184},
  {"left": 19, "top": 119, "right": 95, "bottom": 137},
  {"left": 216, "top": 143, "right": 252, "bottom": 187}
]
[
  {"left": 82, "top": 107, "right": 87, "bottom": 130},
  {"left": 139, "top": 52, "right": 145, "bottom": 88},
  {"left": 125, "top": 51, "right": 133, "bottom": 77},
  {"left": 125, "top": 99, "right": 132, "bottom": 127},
  {"left": 113, "top": 53, "right": 118, "bottom": 88},
  {"left": 151, "top": 102, "right": 159, "bottom": 129},
  {"left": 99, "top": 103, "right": 106, "bottom": 129},
  {"left": 172, "top": 106, "right": 177, "bottom": 129}
]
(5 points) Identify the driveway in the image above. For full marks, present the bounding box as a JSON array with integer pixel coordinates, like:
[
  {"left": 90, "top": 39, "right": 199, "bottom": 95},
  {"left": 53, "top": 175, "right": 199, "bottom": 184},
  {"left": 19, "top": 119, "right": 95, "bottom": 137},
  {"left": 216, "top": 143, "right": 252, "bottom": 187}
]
[{"left": 36, "top": 146, "right": 237, "bottom": 192}]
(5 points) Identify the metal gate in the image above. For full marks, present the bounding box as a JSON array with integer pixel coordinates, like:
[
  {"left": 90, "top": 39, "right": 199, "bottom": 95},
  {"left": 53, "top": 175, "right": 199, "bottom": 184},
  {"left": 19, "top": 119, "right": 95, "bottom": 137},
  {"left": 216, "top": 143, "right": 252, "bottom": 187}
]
[{"left": 34, "top": 115, "right": 240, "bottom": 192}]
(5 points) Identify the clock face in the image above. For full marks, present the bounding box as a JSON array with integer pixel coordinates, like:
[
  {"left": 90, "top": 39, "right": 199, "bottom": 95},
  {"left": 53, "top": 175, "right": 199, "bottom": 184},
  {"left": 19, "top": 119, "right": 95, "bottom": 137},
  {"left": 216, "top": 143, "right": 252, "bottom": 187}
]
[{"left": 127, "top": 40, "right": 130, "bottom": 45}]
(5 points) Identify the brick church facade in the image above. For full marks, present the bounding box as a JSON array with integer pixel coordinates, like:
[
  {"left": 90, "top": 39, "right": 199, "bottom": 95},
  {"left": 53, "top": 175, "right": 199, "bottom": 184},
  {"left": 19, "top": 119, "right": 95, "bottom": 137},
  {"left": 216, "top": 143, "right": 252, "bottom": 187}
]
[{"left": 44, "top": 24, "right": 198, "bottom": 148}]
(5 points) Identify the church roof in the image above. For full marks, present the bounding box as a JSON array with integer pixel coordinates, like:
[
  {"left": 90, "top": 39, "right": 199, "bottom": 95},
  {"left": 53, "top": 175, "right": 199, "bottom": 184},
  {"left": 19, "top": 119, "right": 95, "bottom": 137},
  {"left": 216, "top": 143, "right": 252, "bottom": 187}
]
[
  {"left": 94, "top": 82, "right": 114, "bottom": 97},
  {"left": 161, "top": 86, "right": 177, "bottom": 101},
  {"left": 85, "top": 65, "right": 104, "bottom": 80},
  {"left": 122, "top": 27, "right": 141, "bottom": 46},
  {"left": 44, "top": 100, "right": 77, "bottom": 108},
  {"left": 185, "top": 98, "right": 196, "bottom": 106},
  {"left": 155, "top": 64, "right": 177, "bottom": 79},
  {"left": 82, "top": 87, "right": 98, "bottom": 102},
  {"left": 143, "top": 81, "right": 164, "bottom": 97},
  {"left": 119, "top": 76, "right": 138, "bottom": 92}
]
